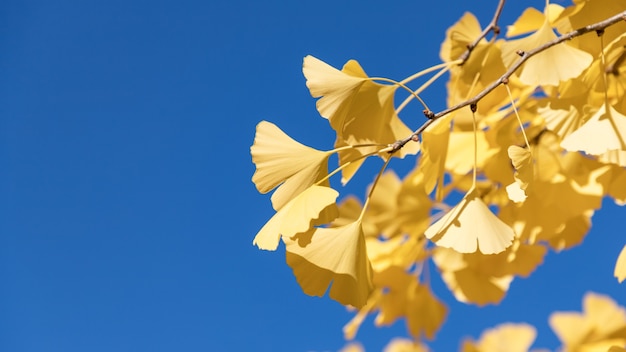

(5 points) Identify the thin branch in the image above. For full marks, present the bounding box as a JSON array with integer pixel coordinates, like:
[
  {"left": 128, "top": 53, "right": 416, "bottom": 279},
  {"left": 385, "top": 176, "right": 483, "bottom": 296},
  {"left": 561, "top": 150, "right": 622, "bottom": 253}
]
[
  {"left": 389, "top": 10, "right": 626, "bottom": 153},
  {"left": 457, "top": 0, "right": 506, "bottom": 64}
]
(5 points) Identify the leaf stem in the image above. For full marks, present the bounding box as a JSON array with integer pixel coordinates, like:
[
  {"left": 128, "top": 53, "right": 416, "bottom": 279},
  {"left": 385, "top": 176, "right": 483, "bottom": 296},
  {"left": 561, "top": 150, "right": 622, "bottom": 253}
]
[{"left": 357, "top": 156, "right": 393, "bottom": 223}]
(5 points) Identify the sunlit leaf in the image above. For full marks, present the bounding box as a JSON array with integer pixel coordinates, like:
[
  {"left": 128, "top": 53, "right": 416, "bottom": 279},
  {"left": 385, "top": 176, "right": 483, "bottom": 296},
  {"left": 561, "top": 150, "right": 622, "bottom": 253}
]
[
  {"left": 251, "top": 121, "right": 331, "bottom": 210},
  {"left": 561, "top": 103, "right": 626, "bottom": 155},
  {"left": 253, "top": 185, "right": 338, "bottom": 250},
  {"left": 425, "top": 190, "right": 515, "bottom": 254},
  {"left": 550, "top": 292, "right": 626, "bottom": 351},
  {"left": 384, "top": 338, "right": 429, "bottom": 352},
  {"left": 373, "top": 266, "right": 447, "bottom": 340},
  {"left": 303, "top": 55, "right": 419, "bottom": 183},
  {"left": 502, "top": 18, "right": 592, "bottom": 86},
  {"left": 440, "top": 12, "right": 483, "bottom": 62},
  {"left": 432, "top": 248, "right": 513, "bottom": 305},
  {"left": 616, "top": 245, "right": 626, "bottom": 283},
  {"left": 286, "top": 220, "right": 373, "bottom": 308},
  {"left": 462, "top": 323, "right": 537, "bottom": 352}
]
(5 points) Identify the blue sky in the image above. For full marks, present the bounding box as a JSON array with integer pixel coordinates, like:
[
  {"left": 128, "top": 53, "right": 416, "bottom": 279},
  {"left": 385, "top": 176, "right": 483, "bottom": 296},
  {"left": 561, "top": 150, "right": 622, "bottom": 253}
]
[{"left": 2, "top": 0, "right": 625, "bottom": 351}]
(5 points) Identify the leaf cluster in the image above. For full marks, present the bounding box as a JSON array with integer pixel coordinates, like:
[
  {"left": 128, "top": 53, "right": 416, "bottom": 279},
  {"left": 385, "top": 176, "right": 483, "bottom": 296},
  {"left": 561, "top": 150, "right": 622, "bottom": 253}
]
[{"left": 249, "top": 0, "right": 626, "bottom": 349}]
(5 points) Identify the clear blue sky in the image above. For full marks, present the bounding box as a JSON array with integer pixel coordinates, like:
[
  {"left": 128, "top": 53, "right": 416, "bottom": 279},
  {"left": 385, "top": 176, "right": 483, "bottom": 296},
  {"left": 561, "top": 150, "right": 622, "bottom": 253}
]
[{"left": 2, "top": 0, "right": 624, "bottom": 351}]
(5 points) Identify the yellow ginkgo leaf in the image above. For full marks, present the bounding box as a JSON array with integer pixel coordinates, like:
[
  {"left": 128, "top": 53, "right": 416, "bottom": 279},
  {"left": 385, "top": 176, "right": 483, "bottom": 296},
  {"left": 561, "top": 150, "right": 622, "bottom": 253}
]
[
  {"left": 303, "top": 55, "right": 419, "bottom": 183},
  {"left": 601, "top": 150, "right": 626, "bottom": 168},
  {"left": 425, "top": 190, "right": 515, "bottom": 254},
  {"left": 406, "top": 284, "right": 448, "bottom": 341},
  {"left": 463, "top": 323, "right": 537, "bottom": 352},
  {"left": 501, "top": 20, "right": 592, "bottom": 87},
  {"left": 285, "top": 220, "right": 373, "bottom": 308},
  {"left": 363, "top": 171, "right": 404, "bottom": 239},
  {"left": 506, "top": 4, "right": 564, "bottom": 37},
  {"left": 561, "top": 103, "right": 626, "bottom": 155},
  {"left": 538, "top": 96, "right": 586, "bottom": 140},
  {"left": 339, "top": 342, "right": 364, "bottom": 352},
  {"left": 446, "top": 131, "right": 498, "bottom": 175},
  {"left": 615, "top": 245, "right": 626, "bottom": 283},
  {"left": 608, "top": 165, "right": 626, "bottom": 204},
  {"left": 251, "top": 121, "right": 331, "bottom": 210},
  {"left": 505, "top": 182, "right": 527, "bottom": 203},
  {"left": 558, "top": 0, "right": 626, "bottom": 56},
  {"left": 303, "top": 55, "right": 366, "bottom": 129},
  {"left": 506, "top": 7, "right": 545, "bottom": 37},
  {"left": 506, "top": 145, "right": 533, "bottom": 203},
  {"left": 549, "top": 312, "right": 589, "bottom": 349},
  {"left": 373, "top": 266, "right": 447, "bottom": 340},
  {"left": 433, "top": 248, "right": 514, "bottom": 305},
  {"left": 396, "top": 170, "right": 432, "bottom": 239},
  {"left": 253, "top": 185, "right": 338, "bottom": 251},
  {"left": 419, "top": 114, "right": 453, "bottom": 199},
  {"left": 383, "top": 338, "right": 429, "bottom": 352},
  {"left": 550, "top": 292, "right": 626, "bottom": 350},
  {"left": 583, "top": 292, "right": 626, "bottom": 338},
  {"left": 508, "top": 145, "right": 533, "bottom": 188},
  {"left": 440, "top": 12, "right": 483, "bottom": 62}
]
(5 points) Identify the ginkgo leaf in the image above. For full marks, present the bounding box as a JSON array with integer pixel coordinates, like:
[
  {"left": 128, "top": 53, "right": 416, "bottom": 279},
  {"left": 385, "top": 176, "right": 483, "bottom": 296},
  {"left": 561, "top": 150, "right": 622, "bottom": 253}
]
[
  {"left": 406, "top": 284, "right": 448, "bottom": 340},
  {"left": 396, "top": 170, "right": 433, "bottom": 239},
  {"left": 506, "top": 7, "right": 546, "bottom": 37},
  {"left": 285, "top": 220, "right": 373, "bottom": 308},
  {"left": 549, "top": 312, "right": 589, "bottom": 349},
  {"left": 538, "top": 96, "right": 586, "bottom": 140},
  {"left": 253, "top": 185, "right": 338, "bottom": 251},
  {"left": 339, "top": 342, "right": 365, "bottom": 352},
  {"left": 419, "top": 114, "right": 453, "bottom": 199},
  {"left": 506, "top": 145, "right": 533, "bottom": 203},
  {"left": 463, "top": 323, "right": 537, "bottom": 352},
  {"left": 383, "top": 338, "right": 429, "bottom": 352},
  {"left": 303, "top": 55, "right": 367, "bottom": 129},
  {"left": 550, "top": 292, "right": 626, "bottom": 350},
  {"left": 303, "top": 55, "right": 419, "bottom": 183},
  {"left": 364, "top": 171, "right": 404, "bottom": 238},
  {"left": 506, "top": 5, "right": 564, "bottom": 37},
  {"left": 432, "top": 248, "right": 515, "bottom": 305},
  {"left": 561, "top": 103, "right": 626, "bottom": 155},
  {"left": 251, "top": 121, "right": 331, "bottom": 210},
  {"left": 508, "top": 145, "right": 533, "bottom": 188},
  {"left": 373, "top": 266, "right": 447, "bottom": 340},
  {"left": 440, "top": 12, "right": 483, "bottom": 62},
  {"left": 502, "top": 19, "right": 592, "bottom": 87},
  {"left": 583, "top": 292, "right": 626, "bottom": 337},
  {"left": 425, "top": 190, "right": 515, "bottom": 254},
  {"left": 446, "top": 131, "right": 498, "bottom": 175},
  {"left": 615, "top": 245, "right": 626, "bottom": 283},
  {"left": 558, "top": 0, "right": 626, "bottom": 56},
  {"left": 506, "top": 182, "right": 527, "bottom": 203},
  {"left": 608, "top": 165, "right": 626, "bottom": 204}
]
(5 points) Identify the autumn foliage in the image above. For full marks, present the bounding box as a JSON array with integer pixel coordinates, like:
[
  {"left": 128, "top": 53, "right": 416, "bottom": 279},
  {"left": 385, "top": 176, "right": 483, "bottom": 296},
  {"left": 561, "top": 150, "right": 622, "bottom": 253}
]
[{"left": 250, "top": 0, "right": 626, "bottom": 350}]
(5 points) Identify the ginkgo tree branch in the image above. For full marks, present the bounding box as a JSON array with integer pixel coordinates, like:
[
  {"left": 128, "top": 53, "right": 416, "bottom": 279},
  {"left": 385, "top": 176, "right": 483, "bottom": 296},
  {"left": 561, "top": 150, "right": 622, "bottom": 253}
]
[
  {"left": 389, "top": 9, "right": 626, "bottom": 154},
  {"left": 457, "top": 0, "right": 506, "bottom": 64}
]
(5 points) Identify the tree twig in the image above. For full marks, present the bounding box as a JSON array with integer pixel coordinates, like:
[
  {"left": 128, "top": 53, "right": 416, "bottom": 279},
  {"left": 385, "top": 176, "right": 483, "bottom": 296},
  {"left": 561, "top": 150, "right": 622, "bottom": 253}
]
[
  {"left": 457, "top": 0, "right": 506, "bottom": 64},
  {"left": 389, "top": 9, "right": 626, "bottom": 153}
]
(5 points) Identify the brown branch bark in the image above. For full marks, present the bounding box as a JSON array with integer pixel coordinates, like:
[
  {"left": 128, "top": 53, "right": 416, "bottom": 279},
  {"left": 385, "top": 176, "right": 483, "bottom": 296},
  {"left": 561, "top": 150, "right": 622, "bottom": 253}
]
[
  {"left": 389, "top": 9, "right": 626, "bottom": 154},
  {"left": 457, "top": 0, "right": 506, "bottom": 64}
]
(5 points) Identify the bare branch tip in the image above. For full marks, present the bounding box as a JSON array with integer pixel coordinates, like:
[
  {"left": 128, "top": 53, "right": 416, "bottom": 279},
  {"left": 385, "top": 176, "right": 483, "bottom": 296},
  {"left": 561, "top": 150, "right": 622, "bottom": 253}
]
[
  {"left": 423, "top": 109, "right": 435, "bottom": 119},
  {"left": 387, "top": 141, "right": 402, "bottom": 154}
]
